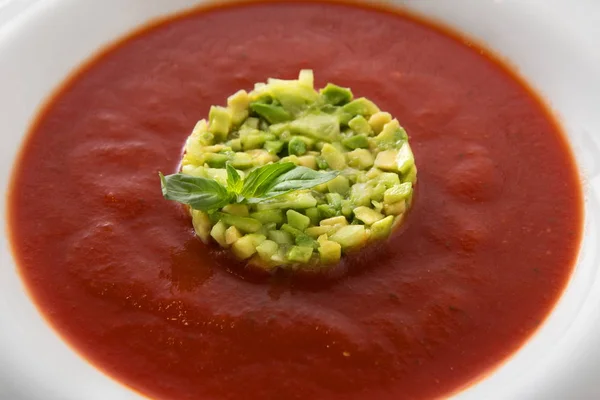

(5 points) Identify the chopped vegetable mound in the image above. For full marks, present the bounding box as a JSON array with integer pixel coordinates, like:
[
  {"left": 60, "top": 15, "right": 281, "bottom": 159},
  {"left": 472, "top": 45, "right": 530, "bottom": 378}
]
[{"left": 162, "top": 70, "right": 417, "bottom": 271}]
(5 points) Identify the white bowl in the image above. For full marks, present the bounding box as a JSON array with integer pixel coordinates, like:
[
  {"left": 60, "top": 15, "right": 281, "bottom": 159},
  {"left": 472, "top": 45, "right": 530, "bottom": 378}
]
[{"left": 1, "top": 1, "right": 599, "bottom": 399}]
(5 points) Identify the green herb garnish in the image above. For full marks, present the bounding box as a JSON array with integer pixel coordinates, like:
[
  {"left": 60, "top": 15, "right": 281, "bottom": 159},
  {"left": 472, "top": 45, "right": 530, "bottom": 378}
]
[{"left": 160, "top": 162, "right": 338, "bottom": 212}]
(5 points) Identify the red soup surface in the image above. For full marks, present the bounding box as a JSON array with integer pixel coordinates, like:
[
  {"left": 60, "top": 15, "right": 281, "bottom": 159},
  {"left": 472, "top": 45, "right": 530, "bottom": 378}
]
[{"left": 9, "top": 1, "right": 583, "bottom": 399}]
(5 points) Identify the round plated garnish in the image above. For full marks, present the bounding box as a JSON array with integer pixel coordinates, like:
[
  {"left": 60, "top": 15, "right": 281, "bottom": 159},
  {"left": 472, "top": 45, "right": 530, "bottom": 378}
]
[{"left": 160, "top": 70, "right": 417, "bottom": 271}]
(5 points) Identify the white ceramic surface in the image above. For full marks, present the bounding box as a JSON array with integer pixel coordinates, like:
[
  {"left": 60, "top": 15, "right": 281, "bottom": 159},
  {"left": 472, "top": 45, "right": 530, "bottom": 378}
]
[{"left": 0, "top": 1, "right": 599, "bottom": 399}]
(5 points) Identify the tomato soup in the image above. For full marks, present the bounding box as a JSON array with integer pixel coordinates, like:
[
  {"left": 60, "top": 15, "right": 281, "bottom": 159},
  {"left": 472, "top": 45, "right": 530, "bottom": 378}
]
[{"left": 8, "top": 1, "right": 583, "bottom": 399}]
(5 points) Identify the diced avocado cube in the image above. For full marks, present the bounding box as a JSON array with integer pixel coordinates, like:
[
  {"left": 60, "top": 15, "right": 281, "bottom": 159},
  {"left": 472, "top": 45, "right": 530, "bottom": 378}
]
[
  {"left": 403, "top": 165, "right": 418, "bottom": 185},
  {"left": 203, "top": 152, "right": 229, "bottom": 168},
  {"left": 321, "top": 143, "right": 347, "bottom": 170},
  {"left": 204, "top": 168, "right": 228, "bottom": 186},
  {"left": 366, "top": 168, "right": 383, "bottom": 180},
  {"left": 353, "top": 206, "right": 385, "bottom": 225},
  {"left": 297, "top": 155, "right": 317, "bottom": 170},
  {"left": 374, "top": 119, "right": 408, "bottom": 150},
  {"left": 222, "top": 204, "right": 250, "bottom": 217},
  {"left": 191, "top": 210, "right": 212, "bottom": 244},
  {"left": 251, "top": 209, "right": 284, "bottom": 225},
  {"left": 384, "top": 182, "right": 412, "bottom": 205},
  {"left": 298, "top": 69, "right": 314, "bottom": 88},
  {"left": 350, "top": 183, "right": 372, "bottom": 207},
  {"left": 286, "top": 210, "right": 311, "bottom": 231},
  {"left": 306, "top": 225, "right": 334, "bottom": 238},
  {"left": 305, "top": 207, "right": 320, "bottom": 225},
  {"left": 374, "top": 149, "right": 399, "bottom": 171},
  {"left": 281, "top": 223, "right": 304, "bottom": 237},
  {"left": 210, "top": 221, "right": 228, "bottom": 247},
  {"left": 342, "top": 134, "right": 369, "bottom": 150},
  {"left": 326, "top": 192, "right": 343, "bottom": 208},
  {"left": 230, "top": 152, "right": 253, "bottom": 169},
  {"left": 241, "top": 131, "right": 268, "bottom": 150},
  {"left": 347, "top": 149, "right": 374, "bottom": 170},
  {"left": 231, "top": 234, "right": 266, "bottom": 260},
  {"left": 268, "top": 230, "right": 294, "bottom": 245},
  {"left": 243, "top": 117, "right": 260, "bottom": 129},
  {"left": 228, "top": 138, "right": 242, "bottom": 152},
  {"left": 265, "top": 78, "right": 320, "bottom": 115},
  {"left": 289, "top": 114, "right": 340, "bottom": 142},
  {"left": 225, "top": 225, "right": 243, "bottom": 245},
  {"left": 329, "top": 225, "right": 368, "bottom": 250},
  {"left": 227, "top": 90, "right": 250, "bottom": 126},
  {"left": 384, "top": 200, "right": 406, "bottom": 216},
  {"left": 218, "top": 213, "right": 262, "bottom": 233},
  {"left": 348, "top": 116, "right": 373, "bottom": 136},
  {"left": 378, "top": 172, "right": 401, "bottom": 188},
  {"left": 341, "top": 199, "right": 353, "bottom": 217},
  {"left": 201, "top": 144, "right": 229, "bottom": 153},
  {"left": 256, "top": 192, "right": 317, "bottom": 210},
  {"left": 320, "top": 83, "right": 353, "bottom": 105},
  {"left": 320, "top": 216, "right": 348, "bottom": 226},
  {"left": 248, "top": 149, "right": 279, "bottom": 166},
  {"left": 396, "top": 142, "right": 415, "bottom": 174},
  {"left": 288, "top": 136, "right": 308, "bottom": 156},
  {"left": 280, "top": 155, "right": 300, "bottom": 165},
  {"left": 326, "top": 175, "right": 350, "bottom": 195},
  {"left": 264, "top": 140, "right": 285, "bottom": 155},
  {"left": 318, "top": 240, "right": 342, "bottom": 264},
  {"left": 370, "top": 215, "right": 395, "bottom": 241},
  {"left": 286, "top": 246, "right": 314, "bottom": 263},
  {"left": 208, "top": 106, "right": 232, "bottom": 141},
  {"left": 368, "top": 112, "right": 392, "bottom": 134},
  {"left": 256, "top": 240, "right": 279, "bottom": 262},
  {"left": 250, "top": 103, "right": 293, "bottom": 124},
  {"left": 317, "top": 204, "right": 339, "bottom": 219},
  {"left": 295, "top": 234, "right": 318, "bottom": 249},
  {"left": 258, "top": 222, "right": 277, "bottom": 236},
  {"left": 342, "top": 98, "right": 380, "bottom": 117},
  {"left": 370, "top": 182, "right": 387, "bottom": 202}
]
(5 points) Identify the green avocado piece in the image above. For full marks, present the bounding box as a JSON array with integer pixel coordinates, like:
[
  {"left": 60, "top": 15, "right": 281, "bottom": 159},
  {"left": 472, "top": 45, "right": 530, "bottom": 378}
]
[
  {"left": 264, "top": 140, "right": 285, "bottom": 155},
  {"left": 321, "top": 143, "right": 346, "bottom": 170},
  {"left": 329, "top": 225, "right": 368, "bottom": 250},
  {"left": 318, "top": 240, "right": 342, "bottom": 264},
  {"left": 370, "top": 215, "right": 395, "bottom": 241},
  {"left": 348, "top": 116, "right": 373, "bottom": 136},
  {"left": 286, "top": 246, "right": 314, "bottom": 263},
  {"left": 286, "top": 210, "right": 311, "bottom": 231},
  {"left": 384, "top": 182, "right": 413, "bottom": 205},
  {"left": 268, "top": 230, "right": 294, "bottom": 245},
  {"left": 342, "top": 98, "right": 380, "bottom": 117},
  {"left": 256, "top": 240, "right": 279, "bottom": 262},
  {"left": 320, "top": 83, "right": 353, "bottom": 105},
  {"left": 250, "top": 103, "right": 293, "bottom": 124},
  {"left": 217, "top": 213, "right": 262, "bottom": 233},
  {"left": 251, "top": 209, "right": 284, "bottom": 225},
  {"left": 346, "top": 149, "right": 374, "bottom": 170},
  {"left": 231, "top": 233, "right": 266, "bottom": 260},
  {"left": 353, "top": 206, "right": 384, "bottom": 225},
  {"left": 288, "top": 114, "right": 340, "bottom": 142},
  {"left": 208, "top": 106, "right": 233, "bottom": 141},
  {"left": 203, "top": 152, "right": 230, "bottom": 168},
  {"left": 342, "top": 134, "right": 369, "bottom": 150}
]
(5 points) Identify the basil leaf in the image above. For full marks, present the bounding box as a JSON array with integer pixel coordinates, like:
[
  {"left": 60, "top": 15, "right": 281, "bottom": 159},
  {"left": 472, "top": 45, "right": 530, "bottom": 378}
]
[
  {"left": 159, "top": 172, "right": 231, "bottom": 211},
  {"left": 248, "top": 166, "right": 339, "bottom": 203},
  {"left": 226, "top": 163, "right": 242, "bottom": 194},
  {"left": 240, "top": 162, "right": 296, "bottom": 199}
]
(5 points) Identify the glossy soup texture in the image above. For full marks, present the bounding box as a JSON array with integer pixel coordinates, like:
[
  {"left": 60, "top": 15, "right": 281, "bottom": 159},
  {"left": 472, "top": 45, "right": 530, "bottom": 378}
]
[{"left": 9, "top": 2, "right": 582, "bottom": 399}]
